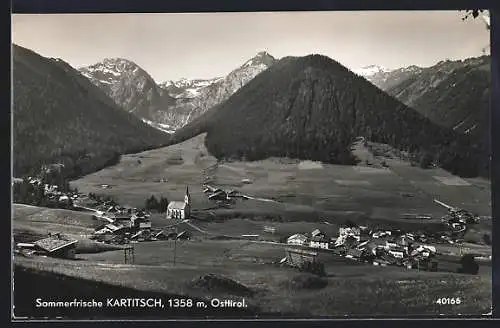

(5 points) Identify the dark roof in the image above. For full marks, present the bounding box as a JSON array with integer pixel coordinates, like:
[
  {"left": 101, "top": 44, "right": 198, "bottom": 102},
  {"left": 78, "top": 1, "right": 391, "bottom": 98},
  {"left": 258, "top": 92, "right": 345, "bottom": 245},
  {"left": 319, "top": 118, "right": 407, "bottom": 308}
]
[
  {"left": 311, "top": 235, "right": 329, "bottom": 242},
  {"left": 347, "top": 249, "right": 363, "bottom": 257},
  {"left": 177, "top": 231, "right": 192, "bottom": 239},
  {"left": 34, "top": 237, "right": 78, "bottom": 253}
]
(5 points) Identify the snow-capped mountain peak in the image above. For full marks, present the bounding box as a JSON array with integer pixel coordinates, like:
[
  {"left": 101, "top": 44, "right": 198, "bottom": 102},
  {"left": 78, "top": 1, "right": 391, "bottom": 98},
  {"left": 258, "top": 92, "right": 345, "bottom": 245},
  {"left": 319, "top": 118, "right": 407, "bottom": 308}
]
[
  {"left": 353, "top": 64, "right": 391, "bottom": 77},
  {"left": 78, "top": 58, "right": 174, "bottom": 121},
  {"left": 159, "top": 76, "right": 224, "bottom": 99}
]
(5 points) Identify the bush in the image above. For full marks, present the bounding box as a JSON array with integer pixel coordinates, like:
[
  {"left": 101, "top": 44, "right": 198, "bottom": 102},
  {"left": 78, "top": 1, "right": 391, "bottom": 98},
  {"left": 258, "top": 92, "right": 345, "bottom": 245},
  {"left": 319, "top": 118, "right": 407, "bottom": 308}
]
[
  {"left": 457, "top": 254, "right": 479, "bottom": 275},
  {"left": 159, "top": 197, "right": 169, "bottom": 213},
  {"left": 145, "top": 195, "right": 159, "bottom": 212},
  {"left": 418, "top": 151, "right": 434, "bottom": 169},
  {"left": 483, "top": 234, "right": 491, "bottom": 245}
]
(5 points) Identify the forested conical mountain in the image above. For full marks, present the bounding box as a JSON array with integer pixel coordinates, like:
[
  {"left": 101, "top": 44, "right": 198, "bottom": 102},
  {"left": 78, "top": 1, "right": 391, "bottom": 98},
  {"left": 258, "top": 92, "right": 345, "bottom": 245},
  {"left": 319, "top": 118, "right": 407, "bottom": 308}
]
[
  {"left": 173, "top": 54, "right": 487, "bottom": 178},
  {"left": 79, "top": 58, "right": 176, "bottom": 121},
  {"left": 12, "top": 44, "right": 171, "bottom": 178}
]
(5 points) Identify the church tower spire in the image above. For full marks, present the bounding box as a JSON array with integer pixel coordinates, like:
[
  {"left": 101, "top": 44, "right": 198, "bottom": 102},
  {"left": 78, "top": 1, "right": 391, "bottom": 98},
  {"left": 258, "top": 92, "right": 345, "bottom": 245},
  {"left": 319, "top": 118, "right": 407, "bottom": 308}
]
[{"left": 184, "top": 185, "right": 190, "bottom": 205}]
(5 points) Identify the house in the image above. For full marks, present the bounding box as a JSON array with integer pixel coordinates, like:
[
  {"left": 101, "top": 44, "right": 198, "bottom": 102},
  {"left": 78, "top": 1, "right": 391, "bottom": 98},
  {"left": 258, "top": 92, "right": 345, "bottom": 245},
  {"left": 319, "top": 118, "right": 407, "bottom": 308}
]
[
  {"left": 166, "top": 186, "right": 191, "bottom": 220},
  {"left": 287, "top": 234, "right": 308, "bottom": 245},
  {"left": 58, "top": 195, "right": 73, "bottom": 207},
  {"left": 346, "top": 248, "right": 363, "bottom": 259},
  {"left": 310, "top": 235, "right": 329, "bottom": 249},
  {"left": 177, "top": 230, "right": 192, "bottom": 240},
  {"left": 130, "top": 229, "right": 152, "bottom": 241},
  {"left": 388, "top": 247, "right": 405, "bottom": 259},
  {"left": 264, "top": 226, "right": 276, "bottom": 234},
  {"left": 339, "top": 227, "right": 361, "bottom": 241},
  {"left": 130, "top": 214, "right": 152, "bottom": 229},
  {"left": 311, "top": 229, "right": 326, "bottom": 238},
  {"left": 94, "top": 223, "right": 127, "bottom": 235},
  {"left": 153, "top": 230, "right": 167, "bottom": 239},
  {"left": 33, "top": 235, "right": 78, "bottom": 259},
  {"left": 285, "top": 247, "right": 319, "bottom": 267}
]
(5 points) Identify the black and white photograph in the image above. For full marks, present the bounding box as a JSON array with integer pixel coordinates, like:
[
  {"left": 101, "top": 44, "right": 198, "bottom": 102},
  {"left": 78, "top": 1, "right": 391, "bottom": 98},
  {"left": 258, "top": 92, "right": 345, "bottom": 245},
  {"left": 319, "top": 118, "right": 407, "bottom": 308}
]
[{"left": 11, "top": 10, "right": 492, "bottom": 319}]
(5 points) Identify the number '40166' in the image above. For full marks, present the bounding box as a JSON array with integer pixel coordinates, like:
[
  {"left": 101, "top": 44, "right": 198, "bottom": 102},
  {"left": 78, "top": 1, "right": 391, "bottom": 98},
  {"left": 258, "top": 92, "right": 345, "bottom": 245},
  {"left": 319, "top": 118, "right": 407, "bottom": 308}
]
[{"left": 436, "top": 297, "right": 462, "bottom": 305}]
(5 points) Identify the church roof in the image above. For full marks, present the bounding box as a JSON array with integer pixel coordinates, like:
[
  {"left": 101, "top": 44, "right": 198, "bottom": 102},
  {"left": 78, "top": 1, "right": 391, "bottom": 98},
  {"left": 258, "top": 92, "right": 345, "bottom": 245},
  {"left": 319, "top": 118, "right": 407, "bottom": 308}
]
[{"left": 168, "top": 201, "right": 186, "bottom": 210}]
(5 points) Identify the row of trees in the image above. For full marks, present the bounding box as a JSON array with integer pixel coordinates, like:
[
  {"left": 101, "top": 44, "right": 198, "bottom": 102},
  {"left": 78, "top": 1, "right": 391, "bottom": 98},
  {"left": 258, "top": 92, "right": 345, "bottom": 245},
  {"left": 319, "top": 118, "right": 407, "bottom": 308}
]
[
  {"left": 145, "top": 195, "right": 169, "bottom": 213},
  {"left": 12, "top": 177, "right": 74, "bottom": 209}
]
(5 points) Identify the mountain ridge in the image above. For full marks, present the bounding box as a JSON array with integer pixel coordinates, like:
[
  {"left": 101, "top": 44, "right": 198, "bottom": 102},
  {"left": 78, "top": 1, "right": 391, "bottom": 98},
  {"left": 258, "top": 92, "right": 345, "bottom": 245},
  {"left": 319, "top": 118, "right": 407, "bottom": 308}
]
[
  {"left": 154, "top": 52, "right": 278, "bottom": 129},
  {"left": 173, "top": 54, "right": 486, "bottom": 178},
  {"left": 13, "top": 44, "right": 171, "bottom": 179},
  {"left": 79, "top": 58, "right": 176, "bottom": 121}
]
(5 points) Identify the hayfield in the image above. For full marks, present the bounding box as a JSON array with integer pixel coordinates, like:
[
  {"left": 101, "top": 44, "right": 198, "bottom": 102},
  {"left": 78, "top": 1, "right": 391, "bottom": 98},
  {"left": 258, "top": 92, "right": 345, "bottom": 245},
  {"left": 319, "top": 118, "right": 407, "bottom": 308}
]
[
  {"left": 14, "top": 237, "right": 492, "bottom": 316},
  {"left": 12, "top": 204, "right": 97, "bottom": 240}
]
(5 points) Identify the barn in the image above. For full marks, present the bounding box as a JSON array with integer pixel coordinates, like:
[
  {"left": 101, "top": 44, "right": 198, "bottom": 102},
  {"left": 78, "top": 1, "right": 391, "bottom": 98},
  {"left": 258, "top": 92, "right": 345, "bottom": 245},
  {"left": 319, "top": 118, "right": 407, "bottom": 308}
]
[{"left": 33, "top": 235, "right": 78, "bottom": 259}]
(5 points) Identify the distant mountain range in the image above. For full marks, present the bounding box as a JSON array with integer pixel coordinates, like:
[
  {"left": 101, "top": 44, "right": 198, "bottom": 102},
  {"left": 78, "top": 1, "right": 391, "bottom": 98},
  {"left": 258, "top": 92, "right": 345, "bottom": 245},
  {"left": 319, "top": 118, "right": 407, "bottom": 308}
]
[
  {"left": 172, "top": 54, "right": 486, "bottom": 178},
  {"left": 79, "top": 51, "right": 276, "bottom": 131},
  {"left": 80, "top": 53, "right": 490, "bottom": 146},
  {"left": 13, "top": 44, "right": 490, "bottom": 179},
  {"left": 355, "top": 57, "right": 490, "bottom": 139},
  {"left": 354, "top": 64, "right": 425, "bottom": 91},
  {"left": 385, "top": 57, "right": 490, "bottom": 138},
  {"left": 12, "top": 44, "right": 170, "bottom": 178},
  {"left": 159, "top": 77, "right": 224, "bottom": 99},
  {"left": 155, "top": 51, "right": 277, "bottom": 130}
]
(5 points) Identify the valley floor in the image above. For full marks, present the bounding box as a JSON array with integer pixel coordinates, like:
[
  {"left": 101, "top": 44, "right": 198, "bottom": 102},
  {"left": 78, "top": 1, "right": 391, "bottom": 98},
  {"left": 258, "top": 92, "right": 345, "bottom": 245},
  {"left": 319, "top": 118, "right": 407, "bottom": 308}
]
[{"left": 13, "top": 133, "right": 492, "bottom": 318}]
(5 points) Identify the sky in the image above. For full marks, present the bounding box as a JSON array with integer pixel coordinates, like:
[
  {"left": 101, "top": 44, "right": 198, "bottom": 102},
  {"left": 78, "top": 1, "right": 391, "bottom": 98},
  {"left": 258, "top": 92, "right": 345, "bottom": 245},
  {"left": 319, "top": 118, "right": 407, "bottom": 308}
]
[{"left": 11, "top": 11, "right": 490, "bottom": 82}]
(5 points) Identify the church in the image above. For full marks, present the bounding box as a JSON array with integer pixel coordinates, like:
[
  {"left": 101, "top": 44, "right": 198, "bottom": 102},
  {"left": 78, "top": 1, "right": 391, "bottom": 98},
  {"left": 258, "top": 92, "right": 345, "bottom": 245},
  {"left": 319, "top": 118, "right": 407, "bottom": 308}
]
[{"left": 166, "top": 186, "right": 191, "bottom": 220}]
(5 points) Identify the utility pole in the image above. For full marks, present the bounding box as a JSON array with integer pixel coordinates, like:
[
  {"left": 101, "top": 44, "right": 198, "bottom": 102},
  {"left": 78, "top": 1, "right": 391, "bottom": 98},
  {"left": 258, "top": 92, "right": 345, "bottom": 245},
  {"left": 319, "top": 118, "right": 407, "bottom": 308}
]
[{"left": 173, "top": 225, "right": 178, "bottom": 266}]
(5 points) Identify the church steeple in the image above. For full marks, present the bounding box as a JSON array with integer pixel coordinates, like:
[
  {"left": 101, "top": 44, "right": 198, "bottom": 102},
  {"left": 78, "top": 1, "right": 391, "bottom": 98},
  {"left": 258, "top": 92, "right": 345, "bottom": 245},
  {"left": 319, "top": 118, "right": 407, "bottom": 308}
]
[{"left": 184, "top": 185, "right": 190, "bottom": 205}]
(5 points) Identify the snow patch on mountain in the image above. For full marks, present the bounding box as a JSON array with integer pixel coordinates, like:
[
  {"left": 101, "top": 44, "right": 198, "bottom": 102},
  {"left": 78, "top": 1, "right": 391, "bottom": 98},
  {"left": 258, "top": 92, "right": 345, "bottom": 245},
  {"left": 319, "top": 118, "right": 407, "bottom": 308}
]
[
  {"left": 159, "top": 77, "right": 224, "bottom": 99},
  {"left": 353, "top": 65, "right": 391, "bottom": 77},
  {"left": 155, "top": 52, "right": 277, "bottom": 130},
  {"left": 142, "top": 119, "right": 176, "bottom": 134}
]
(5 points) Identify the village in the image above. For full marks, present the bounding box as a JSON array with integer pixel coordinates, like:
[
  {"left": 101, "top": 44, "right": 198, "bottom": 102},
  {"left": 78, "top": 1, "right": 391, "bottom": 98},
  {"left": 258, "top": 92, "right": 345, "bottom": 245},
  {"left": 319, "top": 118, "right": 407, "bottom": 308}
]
[
  {"left": 11, "top": 133, "right": 493, "bottom": 316},
  {"left": 14, "top": 171, "right": 488, "bottom": 277}
]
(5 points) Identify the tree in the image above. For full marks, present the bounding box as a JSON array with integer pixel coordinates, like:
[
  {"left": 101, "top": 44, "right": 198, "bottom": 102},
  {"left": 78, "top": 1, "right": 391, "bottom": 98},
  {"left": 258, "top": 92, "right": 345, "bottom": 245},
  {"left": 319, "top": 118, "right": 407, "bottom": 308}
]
[
  {"left": 483, "top": 234, "right": 491, "bottom": 245},
  {"left": 462, "top": 9, "right": 490, "bottom": 24},
  {"left": 461, "top": 9, "right": 486, "bottom": 21},
  {"left": 145, "top": 195, "right": 159, "bottom": 211},
  {"left": 159, "top": 197, "right": 169, "bottom": 213},
  {"left": 418, "top": 151, "right": 434, "bottom": 169},
  {"left": 457, "top": 254, "right": 479, "bottom": 275}
]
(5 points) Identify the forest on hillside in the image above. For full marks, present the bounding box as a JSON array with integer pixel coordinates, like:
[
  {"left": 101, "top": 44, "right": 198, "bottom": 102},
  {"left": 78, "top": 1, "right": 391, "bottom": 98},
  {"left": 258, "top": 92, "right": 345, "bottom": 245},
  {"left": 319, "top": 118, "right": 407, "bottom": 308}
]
[
  {"left": 175, "top": 55, "right": 489, "bottom": 178},
  {"left": 12, "top": 45, "right": 171, "bottom": 180}
]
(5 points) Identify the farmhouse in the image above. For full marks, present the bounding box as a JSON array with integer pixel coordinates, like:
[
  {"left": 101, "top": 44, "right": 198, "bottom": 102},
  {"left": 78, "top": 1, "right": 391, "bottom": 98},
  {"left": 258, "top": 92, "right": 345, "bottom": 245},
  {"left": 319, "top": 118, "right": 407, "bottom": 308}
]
[
  {"left": 310, "top": 235, "right": 330, "bottom": 249},
  {"left": 130, "top": 213, "right": 152, "bottom": 229},
  {"left": 94, "top": 223, "right": 127, "bottom": 235},
  {"left": 339, "top": 226, "right": 361, "bottom": 241},
  {"left": 287, "top": 234, "right": 308, "bottom": 245},
  {"left": 167, "top": 186, "right": 191, "bottom": 220},
  {"left": 33, "top": 235, "right": 78, "bottom": 259},
  {"left": 311, "top": 229, "right": 327, "bottom": 238},
  {"left": 177, "top": 230, "right": 192, "bottom": 240}
]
